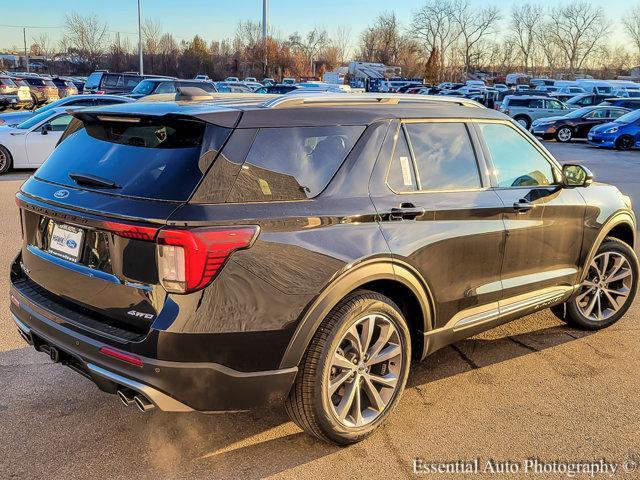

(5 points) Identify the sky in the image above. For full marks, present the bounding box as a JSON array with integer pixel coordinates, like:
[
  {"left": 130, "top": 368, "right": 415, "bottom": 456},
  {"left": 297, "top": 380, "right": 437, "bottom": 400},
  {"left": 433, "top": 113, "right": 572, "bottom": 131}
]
[{"left": 0, "top": 0, "right": 632, "bottom": 52}]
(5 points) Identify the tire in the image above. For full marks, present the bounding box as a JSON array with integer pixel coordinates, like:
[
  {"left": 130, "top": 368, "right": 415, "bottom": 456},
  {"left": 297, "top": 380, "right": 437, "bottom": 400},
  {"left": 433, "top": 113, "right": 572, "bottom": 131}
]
[
  {"left": 514, "top": 116, "right": 531, "bottom": 129},
  {"left": 556, "top": 126, "right": 573, "bottom": 143},
  {"left": 615, "top": 135, "right": 634, "bottom": 151},
  {"left": 0, "top": 145, "right": 12, "bottom": 174},
  {"left": 285, "top": 289, "right": 411, "bottom": 444},
  {"left": 551, "top": 238, "right": 638, "bottom": 330}
]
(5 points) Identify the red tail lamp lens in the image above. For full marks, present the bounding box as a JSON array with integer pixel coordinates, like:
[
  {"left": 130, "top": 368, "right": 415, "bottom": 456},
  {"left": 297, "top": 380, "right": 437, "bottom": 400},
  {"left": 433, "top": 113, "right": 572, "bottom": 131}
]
[
  {"left": 156, "top": 226, "right": 258, "bottom": 294},
  {"left": 103, "top": 221, "right": 158, "bottom": 241},
  {"left": 99, "top": 346, "right": 143, "bottom": 367}
]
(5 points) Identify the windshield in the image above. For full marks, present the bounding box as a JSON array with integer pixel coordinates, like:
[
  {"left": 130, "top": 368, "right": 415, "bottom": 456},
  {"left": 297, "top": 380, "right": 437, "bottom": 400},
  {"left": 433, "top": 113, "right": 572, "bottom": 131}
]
[
  {"left": 615, "top": 109, "right": 640, "bottom": 124},
  {"left": 131, "top": 80, "right": 158, "bottom": 95},
  {"left": 15, "top": 110, "right": 57, "bottom": 129}
]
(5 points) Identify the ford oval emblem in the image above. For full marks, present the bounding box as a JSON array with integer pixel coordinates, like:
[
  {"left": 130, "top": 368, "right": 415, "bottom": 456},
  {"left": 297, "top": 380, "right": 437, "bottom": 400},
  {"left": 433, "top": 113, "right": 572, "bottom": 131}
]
[
  {"left": 54, "top": 189, "right": 69, "bottom": 199},
  {"left": 66, "top": 239, "right": 77, "bottom": 248}
]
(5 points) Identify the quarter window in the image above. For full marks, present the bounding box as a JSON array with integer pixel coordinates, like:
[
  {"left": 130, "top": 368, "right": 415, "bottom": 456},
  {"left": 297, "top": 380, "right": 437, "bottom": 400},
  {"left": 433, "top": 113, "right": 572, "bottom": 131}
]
[
  {"left": 479, "top": 123, "right": 555, "bottom": 188},
  {"left": 405, "top": 123, "right": 481, "bottom": 191},
  {"left": 387, "top": 128, "right": 416, "bottom": 192}
]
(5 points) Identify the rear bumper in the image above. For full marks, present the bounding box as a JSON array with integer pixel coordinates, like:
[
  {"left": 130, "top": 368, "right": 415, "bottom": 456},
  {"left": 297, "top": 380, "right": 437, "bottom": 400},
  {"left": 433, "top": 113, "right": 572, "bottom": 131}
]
[
  {"left": 10, "top": 271, "right": 298, "bottom": 413},
  {"left": 0, "top": 94, "right": 19, "bottom": 107}
]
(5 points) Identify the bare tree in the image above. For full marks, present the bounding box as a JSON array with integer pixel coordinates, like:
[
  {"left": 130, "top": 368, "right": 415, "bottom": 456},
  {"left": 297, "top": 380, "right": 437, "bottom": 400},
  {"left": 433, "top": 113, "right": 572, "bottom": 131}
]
[
  {"left": 63, "top": 13, "right": 109, "bottom": 67},
  {"left": 510, "top": 3, "right": 542, "bottom": 71},
  {"left": 289, "top": 27, "right": 329, "bottom": 76},
  {"left": 332, "top": 25, "right": 351, "bottom": 64},
  {"left": 453, "top": 0, "right": 501, "bottom": 76},
  {"left": 622, "top": 5, "right": 640, "bottom": 62},
  {"left": 546, "top": 1, "right": 610, "bottom": 74},
  {"left": 411, "top": 0, "right": 460, "bottom": 81},
  {"left": 32, "top": 33, "right": 52, "bottom": 60}
]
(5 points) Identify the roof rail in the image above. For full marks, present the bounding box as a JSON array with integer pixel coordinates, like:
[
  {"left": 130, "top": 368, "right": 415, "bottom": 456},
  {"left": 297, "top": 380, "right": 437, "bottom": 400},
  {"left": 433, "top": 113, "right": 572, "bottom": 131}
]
[{"left": 261, "top": 92, "right": 484, "bottom": 109}]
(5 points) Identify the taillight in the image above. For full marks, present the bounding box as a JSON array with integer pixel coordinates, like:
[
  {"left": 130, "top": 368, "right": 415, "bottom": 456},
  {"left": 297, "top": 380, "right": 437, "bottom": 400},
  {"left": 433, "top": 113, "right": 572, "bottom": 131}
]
[
  {"left": 156, "top": 226, "right": 258, "bottom": 294},
  {"left": 103, "top": 221, "right": 158, "bottom": 241},
  {"left": 96, "top": 90, "right": 105, "bottom": 95}
]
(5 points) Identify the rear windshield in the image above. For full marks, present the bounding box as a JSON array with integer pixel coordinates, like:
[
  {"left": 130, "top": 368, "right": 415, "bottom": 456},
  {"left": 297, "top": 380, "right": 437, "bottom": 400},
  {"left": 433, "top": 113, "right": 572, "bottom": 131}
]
[
  {"left": 35, "top": 117, "right": 231, "bottom": 202},
  {"left": 227, "top": 125, "right": 365, "bottom": 202},
  {"left": 0, "top": 77, "right": 17, "bottom": 87},
  {"left": 85, "top": 72, "right": 102, "bottom": 89}
]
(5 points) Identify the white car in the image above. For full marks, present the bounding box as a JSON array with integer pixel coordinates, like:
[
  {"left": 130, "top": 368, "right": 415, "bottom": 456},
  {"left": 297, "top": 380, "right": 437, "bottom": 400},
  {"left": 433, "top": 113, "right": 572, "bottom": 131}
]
[{"left": 0, "top": 107, "right": 77, "bottom": 174}]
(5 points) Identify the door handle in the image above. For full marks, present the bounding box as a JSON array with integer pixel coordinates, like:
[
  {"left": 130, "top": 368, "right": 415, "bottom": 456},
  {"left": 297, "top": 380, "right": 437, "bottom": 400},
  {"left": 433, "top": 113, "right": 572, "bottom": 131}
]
[
  {"left": 389, "top": 203, "right": 425, "bottom": 220},
  {"left": 512, "top": 199, "right": 534, "bottom": 213}
]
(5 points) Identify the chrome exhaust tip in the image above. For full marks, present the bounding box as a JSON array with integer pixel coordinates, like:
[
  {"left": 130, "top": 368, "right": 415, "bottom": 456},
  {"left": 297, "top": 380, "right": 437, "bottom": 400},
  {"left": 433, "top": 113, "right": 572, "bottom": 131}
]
[
  {"left": 134, "top": 394, "right": 155, "bottom": 413},
  {"left": 117, "top": 388, "right": 136, "bottom": 407}
]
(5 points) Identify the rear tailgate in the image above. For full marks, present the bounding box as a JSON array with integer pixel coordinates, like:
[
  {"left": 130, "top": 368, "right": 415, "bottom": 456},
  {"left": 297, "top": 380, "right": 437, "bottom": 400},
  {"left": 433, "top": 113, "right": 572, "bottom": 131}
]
[
  {"left": 16, "top": 109, "right": 236, "bottom": 334},
  {"left": 17, "top": 179, "right": 180, "bottom": 333}
]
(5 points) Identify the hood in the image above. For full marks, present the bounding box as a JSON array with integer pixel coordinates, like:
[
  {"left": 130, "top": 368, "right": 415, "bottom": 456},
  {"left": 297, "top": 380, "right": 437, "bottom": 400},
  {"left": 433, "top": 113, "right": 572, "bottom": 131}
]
[
  {"left": 591, "top": 121, "right": 620, "bottom": 133},
  {"left": 532, "top": 116, "right": 564, "bottom": 124}
]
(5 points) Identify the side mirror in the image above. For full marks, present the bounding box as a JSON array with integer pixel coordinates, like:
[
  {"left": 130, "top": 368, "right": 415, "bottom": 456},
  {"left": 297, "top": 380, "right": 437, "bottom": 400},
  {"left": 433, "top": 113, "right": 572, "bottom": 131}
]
[
  {"left": 41, "top": 123, "right": 52, "bottom": 135},
  {"left": 562, "top": 164, "right": 593, "bottom": 188}
]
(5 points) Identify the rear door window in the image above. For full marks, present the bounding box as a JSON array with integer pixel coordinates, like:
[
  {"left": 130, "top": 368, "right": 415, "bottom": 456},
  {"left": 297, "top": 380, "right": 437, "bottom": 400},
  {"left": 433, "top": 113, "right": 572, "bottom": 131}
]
[
  {"left": 227, "top": 125, "right": 365, "bottom": 202},
  {"left": 405, "top": 123, "right": 481, "bottom": 191},
  {"left": 103, "top": 74, "right": 121, "bottom": 88},
  {"left": 35, "top": 117, "right": 231, "bottom": 202}
]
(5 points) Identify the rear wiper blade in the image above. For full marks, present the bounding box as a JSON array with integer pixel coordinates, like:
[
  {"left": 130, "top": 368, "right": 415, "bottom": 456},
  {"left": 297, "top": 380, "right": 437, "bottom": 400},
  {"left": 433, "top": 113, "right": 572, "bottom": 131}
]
[{"left": 69, "top": 172, "right": 121, "bottom": 189}]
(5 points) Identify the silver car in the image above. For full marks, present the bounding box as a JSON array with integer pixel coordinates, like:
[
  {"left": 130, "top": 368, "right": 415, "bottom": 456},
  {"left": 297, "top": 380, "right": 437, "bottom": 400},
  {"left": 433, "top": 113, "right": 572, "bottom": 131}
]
[{"left": 499, "top": 95, "right": 570, "bottom": 129}]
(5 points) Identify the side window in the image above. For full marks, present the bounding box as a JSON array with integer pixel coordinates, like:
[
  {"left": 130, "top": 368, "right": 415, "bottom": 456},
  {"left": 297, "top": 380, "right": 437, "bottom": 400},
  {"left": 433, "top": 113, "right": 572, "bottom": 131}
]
[
  {"left": 405, "top": 123, "right": 481, "bottom": 191},
  {"left": 123, "top": 75, "right": 141, "bottom": 88},
  {"left": 610, "top": 109, "right": 628, "bottom": 119},
  {"left": 386, "top": 127, "right": 416, "bottom": 192},
  {"left": 48, "top": 114, "right": 73, "bottom": 132},
  {"left": 155, "top": 82, "right": 176, "bottom": 94},
  {"left": 479, "top": 123, "right": 555, "bottom": 188},
  {"left": 586, "top": 109, "right": 607, "bottom": 119},
  {"left": 480, "top": 123, "right": 554, "bottom": 188},
  {"left": 226, "top": 125, "right": 365, "bottom": 202},
  {"left": 546, "top": 100, "right": 563, "bottom": 110},
  {"left": 528, "top": 99, "right": 544, "bottom": 108},
  {"left": 103, "top": 74, "right": 120, "bottom": 88}
]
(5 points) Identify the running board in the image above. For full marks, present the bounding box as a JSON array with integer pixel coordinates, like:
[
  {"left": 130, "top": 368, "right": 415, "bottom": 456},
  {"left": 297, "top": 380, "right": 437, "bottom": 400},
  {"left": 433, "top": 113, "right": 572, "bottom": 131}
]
[{"left": 422, "top": 286, "right": 575, "bottom": 357}]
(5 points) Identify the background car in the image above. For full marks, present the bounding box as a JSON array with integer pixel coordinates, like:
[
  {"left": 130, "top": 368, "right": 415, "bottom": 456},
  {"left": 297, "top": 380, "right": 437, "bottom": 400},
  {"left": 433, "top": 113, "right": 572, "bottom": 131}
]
[
  {"left": 214, "top": 81, "right": 253, "bottom": 93},
  {"left": 51, "top": 77, "right": 79, "bottom": 98},
  {"left": 224, "top": 76, "right": 240, "bottom": 82},
  {"left": 83, "top": 71, "right": 167, "bottom": 95},
  {"left": 588, "top": 108, "right": 640, "bottom": 150},
  {"left": 194, "top": 74, "right": 210, "bottom": 81},
  {"left": 16, "top": 76, "right": 59, "bottom": 108},
  {"left": 0, "top": 106, "right": 78, "bottom": 173},
  {"left": 0, "top": 94, "right": 133, "bottom": 127},
  {"left": 565, "top": 93, "right": 610, "bottom": 109},
  {"left": 531, "top": 105, "right": 630, "bottom": 142},
  {"left": 600, "top": 98, "right": 640, "bottom": 110},
  {"left": 127, "top": 79, "right": 217, "bottom": 99},
  {"left": 254, "top": 84, "right": 301, "bottom": 94},
  {"left": 0, "top": 76, "right": 31, "bottom": 111},
  {"left": 282, "top": 77, "right": 296, "bottom": 85},
  {"left": 499, "top": 95, "right": 569, "bottom": 128}
]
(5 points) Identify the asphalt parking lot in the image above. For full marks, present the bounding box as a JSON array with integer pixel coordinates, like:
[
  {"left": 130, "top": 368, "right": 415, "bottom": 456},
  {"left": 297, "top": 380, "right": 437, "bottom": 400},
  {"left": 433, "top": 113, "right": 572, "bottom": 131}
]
[{"left": 1, "top": 142, "right": 639, "bottom": 479}]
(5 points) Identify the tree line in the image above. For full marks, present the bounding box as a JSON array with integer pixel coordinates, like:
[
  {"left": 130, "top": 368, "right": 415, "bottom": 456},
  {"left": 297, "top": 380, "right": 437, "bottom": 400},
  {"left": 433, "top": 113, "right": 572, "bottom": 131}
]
[{"left": 6, "top": 0, "right": 640, "bottom": 82}]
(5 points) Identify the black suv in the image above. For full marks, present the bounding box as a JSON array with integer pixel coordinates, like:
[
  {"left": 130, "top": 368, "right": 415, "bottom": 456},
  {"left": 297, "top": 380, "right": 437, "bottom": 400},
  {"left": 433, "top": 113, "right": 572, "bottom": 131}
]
[
  {"left": 10, "top": 94, "right": 638, "bottom": 445},
  {"left": 83, "top": 71, "right": 168, "bottom": 95}
]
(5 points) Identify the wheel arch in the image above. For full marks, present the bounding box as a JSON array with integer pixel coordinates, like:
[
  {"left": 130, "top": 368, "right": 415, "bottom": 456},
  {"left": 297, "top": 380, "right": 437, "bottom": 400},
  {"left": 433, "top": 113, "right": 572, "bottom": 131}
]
[
  {"left": 279, "top": 258, "right": 434, "bottom": 369},
  {"left": 580, "top": 210, "right": 636, "bottom": 282}
]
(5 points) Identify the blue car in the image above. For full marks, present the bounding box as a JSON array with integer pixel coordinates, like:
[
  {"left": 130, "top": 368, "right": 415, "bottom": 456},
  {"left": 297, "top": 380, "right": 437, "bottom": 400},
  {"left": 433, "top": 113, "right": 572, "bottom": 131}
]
[{"left": 588, "top": 108, "right": 640, "bottom": 150}]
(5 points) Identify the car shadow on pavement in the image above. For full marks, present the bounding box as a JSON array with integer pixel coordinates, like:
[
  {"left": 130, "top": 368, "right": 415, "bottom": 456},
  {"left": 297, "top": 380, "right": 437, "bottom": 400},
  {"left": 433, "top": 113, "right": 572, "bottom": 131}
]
[{"left": 0, "top": 314, "right": 601, "bottom": 479}]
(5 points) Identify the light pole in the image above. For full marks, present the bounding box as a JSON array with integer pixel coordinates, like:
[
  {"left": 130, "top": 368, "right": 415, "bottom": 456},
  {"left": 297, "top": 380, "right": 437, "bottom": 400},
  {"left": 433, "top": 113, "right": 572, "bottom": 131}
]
[
  {"left": 262, "top": 0, "right": 268, "bottom": 77},
  {"left": 137, "top": 0, "right": 144, "bottom": 75}
]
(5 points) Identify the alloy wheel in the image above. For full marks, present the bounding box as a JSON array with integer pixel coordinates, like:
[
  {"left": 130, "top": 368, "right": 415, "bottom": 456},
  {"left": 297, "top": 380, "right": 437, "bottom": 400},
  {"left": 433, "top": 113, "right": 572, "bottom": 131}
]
[
  {"left": 326, "top": 313, "right": 403, "bottom": 428},
  {"left": 576, "top": 251, "right": 633, "bottom": 321},
  {"left": 618, "top": 136, "right": 634, "bottom": 150},
  {"left": 557, "top": 127, "right": 572, "bottom": 142},
  {"left": 0, "top": 149, "right": 6, "bottom": 172},
  {"left": 516, "top": 118, "right": 529, "bottom": 128}
]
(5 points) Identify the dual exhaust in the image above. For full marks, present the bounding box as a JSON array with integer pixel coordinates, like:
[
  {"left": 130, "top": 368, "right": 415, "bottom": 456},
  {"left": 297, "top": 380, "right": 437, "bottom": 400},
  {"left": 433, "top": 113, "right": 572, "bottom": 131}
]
[{"left": 117, "top": 388, "right": 155, "bottom": 413}]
